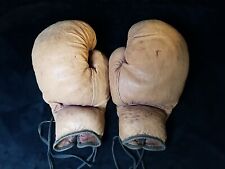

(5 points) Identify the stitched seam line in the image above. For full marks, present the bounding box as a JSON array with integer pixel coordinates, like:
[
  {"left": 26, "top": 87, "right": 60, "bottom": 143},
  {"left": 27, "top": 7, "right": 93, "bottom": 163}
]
[
  {"left": 117, "top": 69, "right": 127, "bottom": 105},
  {"left": 91, "top": 69, "right": 95, "bottom": 105},
  {"left": 94, "top": 69, "right": 97, "bottom": 105}
]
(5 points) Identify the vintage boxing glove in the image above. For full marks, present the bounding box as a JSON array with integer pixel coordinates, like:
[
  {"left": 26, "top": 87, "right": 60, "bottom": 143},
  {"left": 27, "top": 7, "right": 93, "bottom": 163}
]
[
  {"left": 109, "top": 20, "right": 189, "bottom": 151},
  {"left": 32, "top": 20, "right": 109, "bottom": 152}
]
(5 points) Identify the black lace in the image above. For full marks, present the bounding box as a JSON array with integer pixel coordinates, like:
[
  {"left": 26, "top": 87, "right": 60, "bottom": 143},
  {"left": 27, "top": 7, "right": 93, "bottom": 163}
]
[
  {"left": 112, "top": 136, "right": 145, "bottom": 169},
  {"left": 38, "top": 118, "right": 97, "bottom": 169}
]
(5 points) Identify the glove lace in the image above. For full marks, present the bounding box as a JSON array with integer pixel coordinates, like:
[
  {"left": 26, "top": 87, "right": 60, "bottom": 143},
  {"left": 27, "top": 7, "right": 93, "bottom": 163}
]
[
  {"left": 38, "top": 118, "right": 97, "bottom": 169},
  {"left": 112, "top": 136, "right": 145, "bottom": 169}
]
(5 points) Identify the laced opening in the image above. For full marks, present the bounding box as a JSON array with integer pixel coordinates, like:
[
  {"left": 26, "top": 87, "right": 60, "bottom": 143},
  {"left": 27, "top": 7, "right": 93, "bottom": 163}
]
[
  {"left": 38, "top": 118, "right": 97, "bottom": 169},
  {"left": 112, "top": 136, "right": 145, "bottom": 169}
]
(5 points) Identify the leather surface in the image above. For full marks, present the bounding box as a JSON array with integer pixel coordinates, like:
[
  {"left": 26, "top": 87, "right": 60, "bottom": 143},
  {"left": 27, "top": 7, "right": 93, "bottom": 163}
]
[
  {"left": 109, "top": 20, "right": 189, "bottom": 147},
  {"left": 0, "top": 1, "right": 224, "bottom": 168},
  {"left": 32, "top": 20, "right": 109, "bottom": 150}
]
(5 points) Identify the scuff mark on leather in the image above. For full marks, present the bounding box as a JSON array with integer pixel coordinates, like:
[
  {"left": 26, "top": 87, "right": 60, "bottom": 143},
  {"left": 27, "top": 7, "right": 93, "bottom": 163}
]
[{"left": 132, "top": 33, "right": 157, "bottom": 39}]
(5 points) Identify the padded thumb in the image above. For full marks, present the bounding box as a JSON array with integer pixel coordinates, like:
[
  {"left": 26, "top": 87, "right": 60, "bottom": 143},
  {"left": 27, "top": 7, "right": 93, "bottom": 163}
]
[
  {"left": 89, "top": 50, "right": 109, "bottom": 107},
  {"left": 109, "top": 47, "right": 126, "bottom": 106}
]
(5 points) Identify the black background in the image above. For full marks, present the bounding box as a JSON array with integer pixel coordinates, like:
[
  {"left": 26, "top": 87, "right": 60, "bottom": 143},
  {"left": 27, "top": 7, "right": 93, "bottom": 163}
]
[{"left": 0, "top": 0, "right": 225, "bottom": 169}]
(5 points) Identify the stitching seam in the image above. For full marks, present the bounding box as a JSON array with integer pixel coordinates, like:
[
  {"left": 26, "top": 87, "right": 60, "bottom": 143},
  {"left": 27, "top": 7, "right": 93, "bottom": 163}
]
[
  {"left": 117, "top": 69, "right": 127, "bottom": 105},
  {"left": 91, "top": 69, "right": 95, "bottom": 105}
]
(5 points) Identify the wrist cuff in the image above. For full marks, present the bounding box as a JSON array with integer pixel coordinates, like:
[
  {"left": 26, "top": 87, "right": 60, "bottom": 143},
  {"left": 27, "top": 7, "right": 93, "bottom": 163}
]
[
  {"left": 52, "top": 105, "right": 105, "bottom": 151},
  {"left": 118, "top": 105, "right": 167, "bottom": 151}
]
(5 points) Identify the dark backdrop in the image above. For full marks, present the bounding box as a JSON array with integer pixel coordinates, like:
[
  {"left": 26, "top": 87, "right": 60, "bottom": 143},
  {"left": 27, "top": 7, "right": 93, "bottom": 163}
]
[{"left": 0, "top": 0, "right": 225, "bottom": 169}]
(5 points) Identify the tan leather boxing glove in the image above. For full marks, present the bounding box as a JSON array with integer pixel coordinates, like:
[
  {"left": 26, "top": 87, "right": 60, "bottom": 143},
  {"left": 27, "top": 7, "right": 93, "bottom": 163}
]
[
  {"left": 32, "top": 20, "right": 109, "bottom": 151},
  {"left": 109, "top": 20, "right": 189, "bottom": 151}
]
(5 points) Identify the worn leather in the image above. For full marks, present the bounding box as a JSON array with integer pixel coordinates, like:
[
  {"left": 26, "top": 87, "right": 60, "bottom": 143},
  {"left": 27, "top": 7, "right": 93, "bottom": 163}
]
[
  {"left": 32, "top": 20, "right": 109, "bottom": 151},
  {"left": 109, "top": 20, "right": 189, "bottom": 150}
]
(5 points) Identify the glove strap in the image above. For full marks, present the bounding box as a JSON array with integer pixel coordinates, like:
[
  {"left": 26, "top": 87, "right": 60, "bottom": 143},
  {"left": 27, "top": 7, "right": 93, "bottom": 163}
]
[
  {"left": 112, "top": 136, "right": 145, "bottom": 169},
  {"left": 38, "top": 118, "right": 97, "bottom": 169}
]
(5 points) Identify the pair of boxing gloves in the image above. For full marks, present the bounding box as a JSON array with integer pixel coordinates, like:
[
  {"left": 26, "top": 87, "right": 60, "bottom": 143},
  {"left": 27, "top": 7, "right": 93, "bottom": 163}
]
[{"left": 32, "top": 20, "right": 189, "bottom": 152}]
